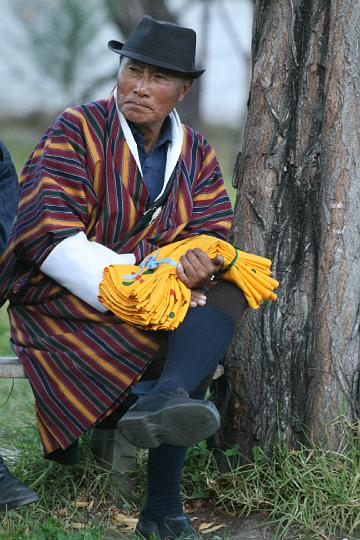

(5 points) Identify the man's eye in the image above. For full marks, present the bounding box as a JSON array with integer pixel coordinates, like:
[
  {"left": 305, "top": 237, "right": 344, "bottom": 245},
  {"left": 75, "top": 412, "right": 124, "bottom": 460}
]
[
  {"left": 154, "top": 73, "right": 167, "bottom": 81},
  {"left": 128, "top": 65, "right": 140, "bottom": 73}
]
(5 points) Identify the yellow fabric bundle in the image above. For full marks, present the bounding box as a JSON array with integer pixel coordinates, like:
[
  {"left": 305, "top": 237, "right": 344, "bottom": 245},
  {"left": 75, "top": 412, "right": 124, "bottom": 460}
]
[{"left": 99, "top": 235, "right": 279, "bottom": 331}]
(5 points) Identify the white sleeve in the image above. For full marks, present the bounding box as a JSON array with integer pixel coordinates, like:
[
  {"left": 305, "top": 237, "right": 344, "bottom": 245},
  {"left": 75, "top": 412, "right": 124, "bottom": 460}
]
[{"left": 40, "top": 231, "right": 135, "bottom": 312}]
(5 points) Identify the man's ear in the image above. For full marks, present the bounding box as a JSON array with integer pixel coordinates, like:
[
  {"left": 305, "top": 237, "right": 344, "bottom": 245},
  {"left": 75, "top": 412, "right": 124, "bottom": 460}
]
[{"left": 178, "top": 79, "right": 193, "bottom": 102}]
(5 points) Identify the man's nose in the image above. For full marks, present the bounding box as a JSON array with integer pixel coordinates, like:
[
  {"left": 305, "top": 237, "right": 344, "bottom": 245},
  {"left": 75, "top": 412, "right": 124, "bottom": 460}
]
[{"left": 134, "top": 74, "right": 151, "bottom": 95}]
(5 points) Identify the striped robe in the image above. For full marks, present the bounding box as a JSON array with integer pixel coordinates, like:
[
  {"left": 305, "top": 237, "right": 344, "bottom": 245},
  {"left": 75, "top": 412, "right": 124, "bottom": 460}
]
[{"left": 1, "top": 95, "right": 233, "bottom": 455}]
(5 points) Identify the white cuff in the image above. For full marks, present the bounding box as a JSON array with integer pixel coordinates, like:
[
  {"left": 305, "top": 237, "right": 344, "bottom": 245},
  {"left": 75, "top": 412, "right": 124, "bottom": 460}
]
[{"left": 40, "top": 231, "right": 135, "bottom": 312}]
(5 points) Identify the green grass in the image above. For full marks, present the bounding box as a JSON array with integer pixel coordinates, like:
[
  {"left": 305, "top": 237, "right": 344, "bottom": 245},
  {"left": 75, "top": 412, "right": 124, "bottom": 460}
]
[
  {"left": 1, "top": 369, "right": 359, "bottom": 539},
  {"left": 0, "top": 123, "right": 44, "bottom": 174},
  {"left": 1, "top": 408, "right": 359, "bottom": 539},
  {"left": 180, "top": 432, "right": 360, "bottom": 540},
  {"left": 3, "top": 134, "right": 36, "bottom": 173},
  {"left": 0, "top": 305, "right": 12, "bottom": 355},
  {"left": 0, "top": 386, "right": 137, "bottom": 539}
]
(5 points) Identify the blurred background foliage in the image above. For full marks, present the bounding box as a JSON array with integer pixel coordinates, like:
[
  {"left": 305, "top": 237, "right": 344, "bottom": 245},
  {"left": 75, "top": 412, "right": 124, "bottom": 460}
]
[{"left": 1, "top": 0, "right": 253, "bottom": 175}]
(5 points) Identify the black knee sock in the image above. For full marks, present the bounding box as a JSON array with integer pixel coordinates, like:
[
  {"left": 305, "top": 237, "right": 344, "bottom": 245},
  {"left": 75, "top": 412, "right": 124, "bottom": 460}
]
[
  {"left": 142, "top": 443, "right": 186, "bottom": 521},
  {"left": 150, "top": 303, "right": 235, "bottom": 396},
  {"left": 141, "top": 378, "right": 209, "bottom": 522}
]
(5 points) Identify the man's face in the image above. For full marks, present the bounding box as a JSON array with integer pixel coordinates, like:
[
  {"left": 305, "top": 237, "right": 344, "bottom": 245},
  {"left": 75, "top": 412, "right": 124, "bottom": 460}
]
[{"left": 116, "top": 58, "right": 192, "bottom": 129}]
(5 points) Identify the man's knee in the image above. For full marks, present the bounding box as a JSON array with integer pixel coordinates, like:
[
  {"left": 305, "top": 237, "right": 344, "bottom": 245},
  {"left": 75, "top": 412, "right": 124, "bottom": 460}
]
[{"left": 206, "top": 281, "right": 247, "bottom": 321}]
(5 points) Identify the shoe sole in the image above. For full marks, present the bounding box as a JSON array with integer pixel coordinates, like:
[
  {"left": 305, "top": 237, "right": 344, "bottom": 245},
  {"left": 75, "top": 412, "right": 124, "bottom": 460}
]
[
  {"left": 0, "top": 492, "right": 39, "bottom": 512},
  {"left": 136, "top": 516, "right": 197, "bottom": 540},
  {"left": 118, "top": 401, "right": 220, "bottom": 448}
]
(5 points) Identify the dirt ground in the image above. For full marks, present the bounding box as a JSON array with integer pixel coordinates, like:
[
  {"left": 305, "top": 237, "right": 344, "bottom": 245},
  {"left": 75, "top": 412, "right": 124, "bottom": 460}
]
[
  {"left": 186, "top": 505, "right": 278, "bottom": 540},
  {"left": 189, "top": 507, "right": 356, "bottom": 540}
]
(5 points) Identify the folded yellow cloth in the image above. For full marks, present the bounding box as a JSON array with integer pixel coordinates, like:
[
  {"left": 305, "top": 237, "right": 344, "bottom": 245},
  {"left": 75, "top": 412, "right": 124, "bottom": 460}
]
[{"left": 99, "top": 235, "right": 279, "bottom": 331}]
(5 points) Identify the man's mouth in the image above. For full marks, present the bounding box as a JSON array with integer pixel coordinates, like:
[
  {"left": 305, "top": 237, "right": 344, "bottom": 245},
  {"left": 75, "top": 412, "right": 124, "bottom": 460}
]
[{"left": 125, "top": 101, "right": 152, "bottom": 110}]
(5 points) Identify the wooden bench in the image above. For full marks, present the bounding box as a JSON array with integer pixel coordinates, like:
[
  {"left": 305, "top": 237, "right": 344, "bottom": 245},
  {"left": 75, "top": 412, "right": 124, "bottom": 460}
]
[
  {"left": 0, "top": 356, "right": 223, "bottom": 385},
  {"left": 0, "top": 355, "right": 137, "bottom": 496},
  {"left": 0, "top": 356, "right": 224, "bottom": 497},
  {"left": 0, "top": 356, "right": 26, "bottom": 378}
]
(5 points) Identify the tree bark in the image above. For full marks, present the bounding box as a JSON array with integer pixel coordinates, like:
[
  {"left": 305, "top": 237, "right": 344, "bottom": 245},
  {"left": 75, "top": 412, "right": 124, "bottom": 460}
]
[{"left": 213, "top": 0, "right": 360, "bottom": 458}]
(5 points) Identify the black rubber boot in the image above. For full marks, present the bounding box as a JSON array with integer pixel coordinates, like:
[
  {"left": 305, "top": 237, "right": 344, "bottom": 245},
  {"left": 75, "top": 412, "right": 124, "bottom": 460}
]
[{"left": 0, "top": 457, "right": 38, "bottom": 511}]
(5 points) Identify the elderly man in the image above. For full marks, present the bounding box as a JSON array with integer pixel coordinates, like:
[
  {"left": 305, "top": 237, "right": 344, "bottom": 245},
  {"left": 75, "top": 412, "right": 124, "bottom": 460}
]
[
  {"left": 0, "top": 16, "right": 247, "bottom": 538},
  {"left": 0, "top": 140, "right": 38, "bottom": 511}
]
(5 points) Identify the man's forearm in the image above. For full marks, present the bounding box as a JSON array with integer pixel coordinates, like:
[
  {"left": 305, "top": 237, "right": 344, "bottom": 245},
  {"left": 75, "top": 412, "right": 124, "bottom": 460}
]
[{"left": 40, "top": 231, "right": 135, "bottom": 312}]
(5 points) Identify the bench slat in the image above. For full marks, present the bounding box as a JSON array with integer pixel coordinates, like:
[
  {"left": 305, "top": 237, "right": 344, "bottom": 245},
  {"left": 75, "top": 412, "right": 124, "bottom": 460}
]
[
  {"left": 0, "top": 357, "right": 224, "bottom": 381},
  {"left": 0, "top": 356, "right": 26, "bottom": 378}
]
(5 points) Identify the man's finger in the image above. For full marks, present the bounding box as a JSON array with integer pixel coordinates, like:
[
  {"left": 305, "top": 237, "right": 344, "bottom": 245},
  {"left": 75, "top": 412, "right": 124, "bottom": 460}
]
[
  {"left": 179, "top": 252, "right": 204, "bottom": 282},
  {"left": 191, "top": 290, "right": 207, "bottom": 306},
  {"left": 182, "top": 250, "right": 209, "bottom": 273},
  {"left": 189, "top": 249, "right": 223, "bottom": 273},
  {"left": 176, "top": 262, "right": 191, "bottom": 287},
  {"left": 212, "top": 254, "right": 224, "bottom": 269}
]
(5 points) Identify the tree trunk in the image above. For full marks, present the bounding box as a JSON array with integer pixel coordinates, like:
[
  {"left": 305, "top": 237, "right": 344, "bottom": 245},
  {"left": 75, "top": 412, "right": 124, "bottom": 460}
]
[{"left": 213, "top": 0, "right": 360, "bottom": 458}]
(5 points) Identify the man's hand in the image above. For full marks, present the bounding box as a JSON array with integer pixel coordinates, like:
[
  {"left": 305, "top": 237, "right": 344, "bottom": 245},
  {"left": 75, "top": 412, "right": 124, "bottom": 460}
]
[
  {"left": 177, "top": 248, "right": 224, "bottom": 289},
  {"left": 190, "top": 290, "right": 207, "bottom": 308}
]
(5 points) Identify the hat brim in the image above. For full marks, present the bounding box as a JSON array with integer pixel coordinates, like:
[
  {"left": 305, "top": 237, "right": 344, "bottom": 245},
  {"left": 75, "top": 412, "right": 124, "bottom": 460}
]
[{"left": 108, "top": 40, "right": 205, "bottom": 79}]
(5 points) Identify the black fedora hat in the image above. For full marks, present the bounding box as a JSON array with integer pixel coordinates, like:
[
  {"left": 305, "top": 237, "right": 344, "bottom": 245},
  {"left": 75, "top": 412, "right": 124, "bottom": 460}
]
[{"left": 108, "top": 15, "right": 205, "bottom": 79}]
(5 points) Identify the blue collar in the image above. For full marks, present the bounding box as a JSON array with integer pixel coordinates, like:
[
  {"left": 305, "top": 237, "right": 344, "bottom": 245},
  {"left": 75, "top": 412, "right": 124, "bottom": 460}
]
[{"left": 129, "top": 116, "right": 172, "bottom": 154}]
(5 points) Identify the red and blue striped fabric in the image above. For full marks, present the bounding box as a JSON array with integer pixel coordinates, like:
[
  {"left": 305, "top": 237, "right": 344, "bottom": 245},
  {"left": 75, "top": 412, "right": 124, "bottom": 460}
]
[{"left": 2, "top": 94, "right": 233, "bottom": 455}]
